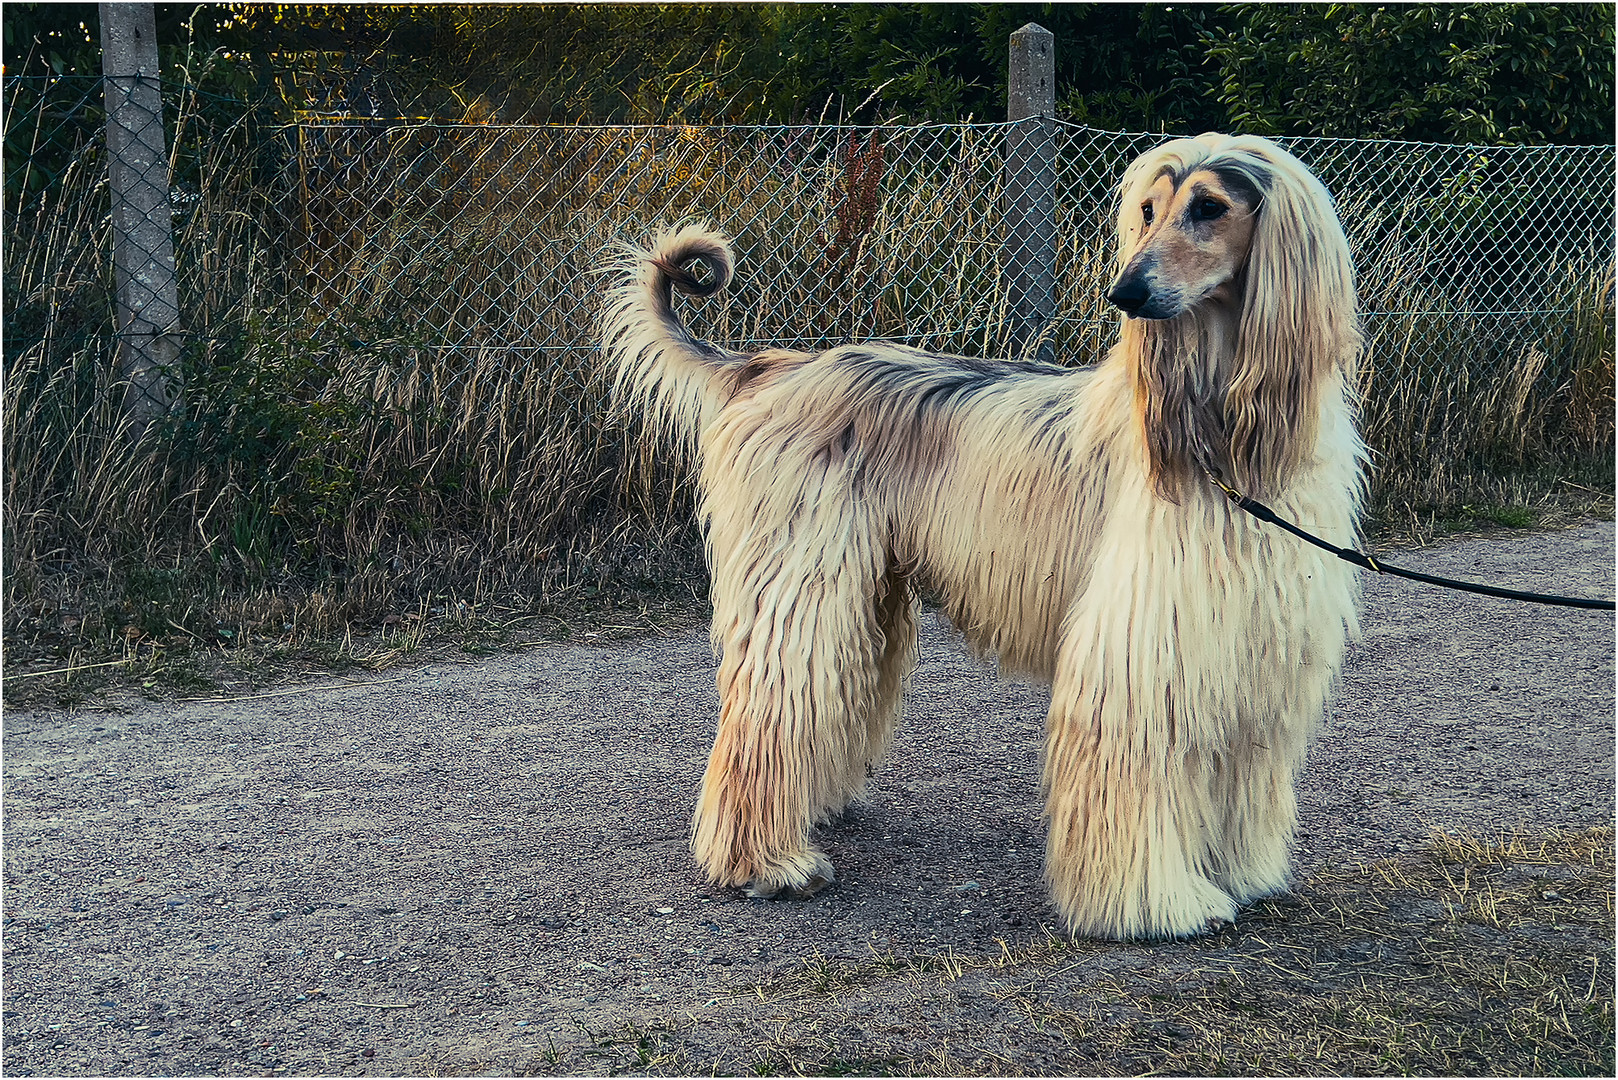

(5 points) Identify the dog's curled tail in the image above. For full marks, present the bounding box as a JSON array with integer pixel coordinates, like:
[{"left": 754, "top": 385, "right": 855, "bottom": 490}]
[{"left": 600, "top": 222, "right": 740, "bottom": 461}]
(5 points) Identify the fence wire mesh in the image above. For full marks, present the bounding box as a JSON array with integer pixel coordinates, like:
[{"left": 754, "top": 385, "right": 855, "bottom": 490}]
[
  {"left": 285, "top": 121, "right": 1027, "bottom": 371},
  {"left": 5, "top": 74, "right": 1615, "bottom": 434},
  {"left": 281, "top": 114, "right": 1615, "bottom": 387}
]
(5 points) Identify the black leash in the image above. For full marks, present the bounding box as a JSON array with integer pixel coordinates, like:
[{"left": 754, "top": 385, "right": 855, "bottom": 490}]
[{"left": 1199, "top": 464, "right": 1615, "bottom": 612}]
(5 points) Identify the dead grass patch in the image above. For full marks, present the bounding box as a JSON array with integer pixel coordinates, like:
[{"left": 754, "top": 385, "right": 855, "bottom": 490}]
[
  {"left": 1, "top": 570, "right": 709, "bottom": 710},
  {"left": 537, "top": 827, "right": 1614, "bottom": 1077}
]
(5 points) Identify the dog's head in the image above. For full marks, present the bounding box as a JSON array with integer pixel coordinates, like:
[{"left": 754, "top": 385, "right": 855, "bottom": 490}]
[
  {"left": 1108, "top": 133, "right": 1354, "bottom": 328},
  {"left": 1107, "top": 140, "right": 1262, "bottom": 321},
  {"left": 1108, "top": 133, "right": 1361, "bottom": 498}
]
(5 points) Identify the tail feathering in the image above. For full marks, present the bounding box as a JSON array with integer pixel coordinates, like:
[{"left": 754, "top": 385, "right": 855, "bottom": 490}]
[{"left": 600, "top": 222, "right": 740, "bottom": 462}]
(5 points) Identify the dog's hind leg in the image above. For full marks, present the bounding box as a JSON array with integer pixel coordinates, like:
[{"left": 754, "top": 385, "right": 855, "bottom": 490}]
[
  {"left": 833, "top": 568, "right": 918, "bottom": 810},
  {"left": 691, "top": 644, "right": 838, "bottom": 897},
  {"left": 691, "top": 499, "right": 897, "bottom": 898}
]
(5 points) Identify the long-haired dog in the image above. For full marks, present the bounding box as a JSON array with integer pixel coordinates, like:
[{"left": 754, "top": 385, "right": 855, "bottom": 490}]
[{"left": 600, "top": 132, "right": 1364, "bottom": 940}]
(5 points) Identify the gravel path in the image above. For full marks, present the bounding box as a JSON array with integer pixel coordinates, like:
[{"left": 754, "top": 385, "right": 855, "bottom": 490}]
[{"left": 3, "top": 520, "right": 1612, "bottom": 1076}]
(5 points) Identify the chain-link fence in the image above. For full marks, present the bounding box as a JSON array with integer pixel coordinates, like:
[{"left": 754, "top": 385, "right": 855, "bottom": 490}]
[
  {"left": 3, "top": 72, "right": 1613, "bottom": 605},
  {"left": 7, "top": 74, "right": 1612, "bottom": 405},
  {"left": 282, "top": 115, "right": 1614, "bottom": 385}
]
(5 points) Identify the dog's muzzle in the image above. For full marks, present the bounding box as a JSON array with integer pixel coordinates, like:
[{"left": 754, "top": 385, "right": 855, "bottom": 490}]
[
  {"left": 1106, "top": 275, "right": 1154, "bottom": 316},
  {"left": 1106, "top": 265, "right": 1185, "bottom": 319}
]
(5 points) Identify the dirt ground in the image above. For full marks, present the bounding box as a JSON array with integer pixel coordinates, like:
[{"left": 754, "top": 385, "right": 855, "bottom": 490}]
[{"left": 3, "top": 519, "right": 1613, "bottom": 1076}]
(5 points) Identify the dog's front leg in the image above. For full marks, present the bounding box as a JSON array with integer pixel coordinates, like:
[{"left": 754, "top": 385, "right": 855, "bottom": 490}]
[{"left": 1040, "top": 621, "right": 1240, "bottom": 940}]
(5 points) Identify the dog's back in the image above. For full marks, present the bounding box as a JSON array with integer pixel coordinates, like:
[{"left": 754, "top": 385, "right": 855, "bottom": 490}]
[{"left": 601, "top": 234, "right": 1121, "bottom": 677}]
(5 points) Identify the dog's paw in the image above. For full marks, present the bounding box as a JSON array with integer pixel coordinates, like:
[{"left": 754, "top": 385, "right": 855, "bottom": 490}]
[
  {"left": 1162, "top": 878, "right": 1239, "bottom": 939},
  {"left": 748, "top": 872, "right": 835, "bottom": 900},
  {"left": 743, "top": 850, "right": 836, "bottom": 900},
  {"left": 1099, "top": 876, "right": 1237, "bottom": 940}
]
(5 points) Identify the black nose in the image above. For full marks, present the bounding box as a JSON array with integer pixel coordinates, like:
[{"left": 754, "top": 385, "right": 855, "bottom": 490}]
[{"left": 1107, "top": 276, "right": 1150, "bottom": 314}]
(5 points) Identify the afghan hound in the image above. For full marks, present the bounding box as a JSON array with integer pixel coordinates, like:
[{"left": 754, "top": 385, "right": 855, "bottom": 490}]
[{"left": 599, "top": 132, "right": 1364, "bottom": 940}]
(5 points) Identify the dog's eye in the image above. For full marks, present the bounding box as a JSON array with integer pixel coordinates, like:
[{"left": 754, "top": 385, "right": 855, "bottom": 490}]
[
  {"left": 1141, "top": 202, "right": 1154, "bottom": 226},
  {"left": 1194, "top": 198, "right": 1227, "bottom": 221}
]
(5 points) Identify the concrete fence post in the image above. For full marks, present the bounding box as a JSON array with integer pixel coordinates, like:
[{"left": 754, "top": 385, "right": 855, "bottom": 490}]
[
  {"left": 1003, "top": 22, "right": 1056, "bottom": 363},
  {"left": 100, "top": 1, "right": 182, "bottom": 439}
]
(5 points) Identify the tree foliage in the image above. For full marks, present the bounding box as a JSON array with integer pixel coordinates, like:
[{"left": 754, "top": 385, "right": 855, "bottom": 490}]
[
  {"left": 2, "top": 2, "right": 1612, "bottom": 143},
  {"left": 764, "top": 4, "right": 1228, "bottom": 132},
  {"left": 1206, "top": 3, "right": 1616, "bottom": 143}
]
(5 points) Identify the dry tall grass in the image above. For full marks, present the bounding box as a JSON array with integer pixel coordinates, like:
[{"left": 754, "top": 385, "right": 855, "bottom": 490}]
[
  {"left": 1357, "top": 261, "right": 1615, "bottom": 536},
  {"left": 3, "top": 95, "right": 1612, "bottom": 679}
]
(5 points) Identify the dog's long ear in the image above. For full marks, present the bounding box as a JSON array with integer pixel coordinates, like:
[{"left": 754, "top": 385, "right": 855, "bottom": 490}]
[{"left": 1223, "top": 144, "right": 1361, "bottom": 497}]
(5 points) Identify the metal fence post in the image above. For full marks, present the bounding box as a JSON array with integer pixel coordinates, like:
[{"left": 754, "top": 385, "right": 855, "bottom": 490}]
[
  {"left": 100, "top": 1, "right": 182, "bottom": 439},
  {"left": 1003, "top": 22, "right": 1056, "bottom": 363}
]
